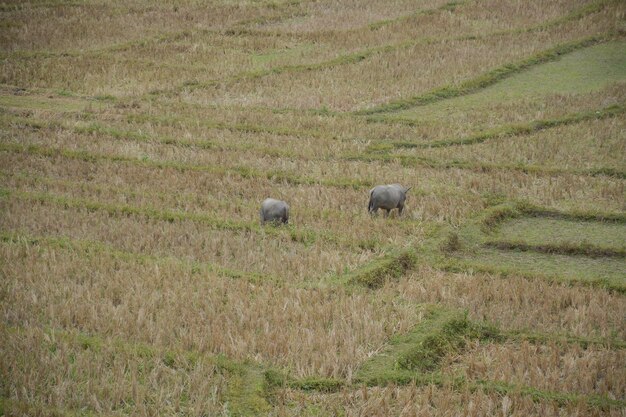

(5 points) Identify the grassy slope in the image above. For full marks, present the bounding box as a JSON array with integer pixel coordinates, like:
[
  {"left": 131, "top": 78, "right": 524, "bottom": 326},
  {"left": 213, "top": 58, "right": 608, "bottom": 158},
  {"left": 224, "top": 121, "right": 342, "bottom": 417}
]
[
  {"left": 392, "top": 40, "right": 626, "bottom": 122},
  {"left": 495, "top": 217, "right": 626, "bottom": 249},
  {"left": 462, "top": 248, "right": 626, "bottom": 288},
  {"left": 443, "top": 203, "right": 626, "bottom": 292}
]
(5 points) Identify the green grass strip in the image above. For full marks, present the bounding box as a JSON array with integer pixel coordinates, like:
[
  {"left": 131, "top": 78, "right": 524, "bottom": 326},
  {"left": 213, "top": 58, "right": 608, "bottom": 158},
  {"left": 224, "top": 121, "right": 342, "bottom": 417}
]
[
  {"left": 0, "top": 231, "right": 271, "bottom": 283},
  {"left": 0, "top": 141, "right": 372, "bottom": 189},
  {"left": 225, "top": 365, "right": 272, "bottom": 416},
  {"left": 3, "top": 112, "right": 298, "bottom": 157},
  {"left": 305, "top": 244, "right": 421, "bottom": 290},
  {"left": 432, "top": 202, "right": 626, "bottom": 293},
  {"left": 378, "top": 102, "right": 626, "bottom": 149},
  {"left": 439, "top": 256, "right": 626, "bottom": 294},
  {"left": 372, "top": 0, "right": 617, "bottom": 37},
  {"left": 501, "top": 329, "right": 626, "bottom": 350},
  {"left": 483, "top": 240, "right": 626, "bottom": 258},
  {"left": 0, "top": 187, "right": 359, "bottom": 249},
  {"left": 0, "top": 1, "right": 302, "bottom": 61},
  {"left": 348, "top": 152, "right": 626, "bottom": 179},
  {"left": 356, "top": 33, "right": 615, "bottom": 115},
  {"left": 343, "top": 248, "right": 417, "bottom": 288},
  {"left": 73, "top": 120, "right": 216, "bottom": 150},
  {"left": 0, "top": 168, "right": 243, "bottom": 213},
  {"left": 269, "top": 372, "right": 626, "bottom": 410},
  {"left": 478, "top": 202, "right": 626, "bottom": 233},
  {"left": 321, "top": 371, "right": 626, "bottom": 410},
  {"left": 1, "top": 112, "right": 315, "bottom": 153},
  {"left": 355, "top": 306, "right": 501, "bottom": 386},
  {"left": 518, "top": 0, "right": 619, "bottom": 34},
  {"left": 517, "top": 203, "right": 626, "bottom": 223},
  {"left": 471, "top": 378, "right": 625, "bottom": 410}
]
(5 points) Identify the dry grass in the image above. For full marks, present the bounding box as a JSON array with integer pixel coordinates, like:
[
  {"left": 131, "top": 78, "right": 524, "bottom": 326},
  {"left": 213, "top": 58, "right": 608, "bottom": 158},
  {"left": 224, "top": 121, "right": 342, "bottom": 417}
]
[
  {"left": 388, "top": 83, "right": 626, "bottom": 138},
  {"left": 2, "top": 114, "right": 623, "bottom": 224},
  {"left": 1, "top": 0, "right": 624, "bottom": 414},
  {"left": 0, "top": 326, "right": 227, "bottom": 416},
  {"left": 3, "top": 1, "right": 621, "bottom": 99},
  {"left": 391, "top": 266, "right": 626, "bottom": 339},
  {"left": 451, "top": 341, "right": 626, "bottom": 398},
  {"left": 0, "top": 154, "right": 427, "bottom": 247},
  {"left": 0, "top": 0, "right": 293, "bottom": 53},
  {"left": 0, "top": 241, "right": 418, "bottom": 379},
  {"left": 259, "top": 0, "right": 595, "bottom": 40},
  {"left": 259, "top": 0, "right": 444, "bottom": 33},
  {"left": 419, "top": 112, "right": 626, "bottom": 171},
  {"left": 0, "top": 198, "right": 370, "bottom": 282},
  {"left": 275, "top": 383, "right": 623, "bottom": 416},
  {"left": 183, "top": 8, "right": 622, "bottom": 110}
]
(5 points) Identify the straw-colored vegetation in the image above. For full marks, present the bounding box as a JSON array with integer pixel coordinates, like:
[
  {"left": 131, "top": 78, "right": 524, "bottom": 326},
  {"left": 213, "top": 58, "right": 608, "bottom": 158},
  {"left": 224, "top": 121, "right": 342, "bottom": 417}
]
[{"left": 1, "top": 0, "right": 624, "bottom": 415}]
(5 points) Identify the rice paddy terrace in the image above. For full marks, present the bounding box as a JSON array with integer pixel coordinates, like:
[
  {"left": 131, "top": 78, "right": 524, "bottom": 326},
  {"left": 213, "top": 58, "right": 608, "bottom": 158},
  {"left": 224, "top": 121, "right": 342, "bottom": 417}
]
[{"left": 1, "top": 0, "right": 625, "bottom": 415}]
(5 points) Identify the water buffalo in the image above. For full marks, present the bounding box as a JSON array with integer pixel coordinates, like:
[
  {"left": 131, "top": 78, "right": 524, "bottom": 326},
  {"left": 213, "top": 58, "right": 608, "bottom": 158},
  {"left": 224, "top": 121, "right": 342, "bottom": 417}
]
[
  {"left": 260, "top": 198, "right": 290, "bottom": 225},
  {"left": 368, "top": 184, "right": 411, "bottom": 217}
]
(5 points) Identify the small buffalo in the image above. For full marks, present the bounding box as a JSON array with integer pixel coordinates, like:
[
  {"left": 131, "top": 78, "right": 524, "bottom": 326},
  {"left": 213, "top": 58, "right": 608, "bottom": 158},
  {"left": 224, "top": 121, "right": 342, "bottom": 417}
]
[
  {"left": 368, "top": 184, "right": 411, "bottom": 217},
  {"left": 260, "top": 198, "right": 289, "bottom": 225}
]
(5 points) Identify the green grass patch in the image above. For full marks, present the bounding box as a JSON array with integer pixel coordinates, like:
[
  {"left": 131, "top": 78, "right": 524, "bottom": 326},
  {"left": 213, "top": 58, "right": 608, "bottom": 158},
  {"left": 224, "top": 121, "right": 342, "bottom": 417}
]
[
  {"left": 344, "top": 248, "right": 417, "bottom": 288},
  {"left": 355, "top": 306, "right": 501, "bottom": 386},
  {"left": 492, "top": 216, "right": 626, "bottom": 248},
  {"left": 360, "top": 34, "right": 621, "bottom": 116},
  {"left": 396, "top": 313, "right": 500, "bottom": 372},
  {"left": 455, "top": 247, "right": 626, "bottom": 291},
  {"left": 439, "top": 202, "right": 626, "bottom": 292},
  {"left": 125, "top": 111, "right": 333, "bottom": 140},
  {"left": 225, "top": 365, "right": 271, "bottom": 417},
  {"left": 382, "top": 38, "right": 626, "bottom": 121},
  {"left": 484, "top": 240, "right": 625, "bottom": 258}
]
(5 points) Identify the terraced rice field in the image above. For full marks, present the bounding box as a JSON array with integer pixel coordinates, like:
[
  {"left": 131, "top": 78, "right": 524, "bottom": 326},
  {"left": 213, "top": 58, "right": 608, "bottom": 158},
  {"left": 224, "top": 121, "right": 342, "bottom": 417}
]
[{"left": 1, "top": 0, "right": 625, "bottom": 415}]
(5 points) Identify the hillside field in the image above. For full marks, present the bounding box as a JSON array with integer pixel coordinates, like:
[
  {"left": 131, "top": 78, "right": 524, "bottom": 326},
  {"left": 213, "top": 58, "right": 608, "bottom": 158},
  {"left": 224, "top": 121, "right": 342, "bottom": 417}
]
[{"left": 1, "top": 0, "right": 625, "bottom": 415}]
